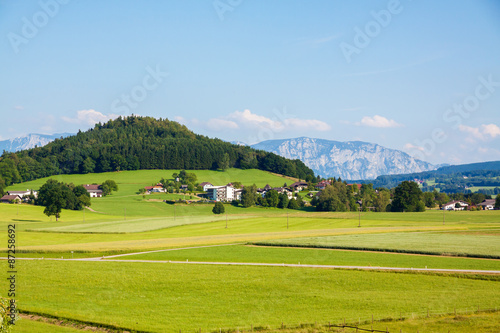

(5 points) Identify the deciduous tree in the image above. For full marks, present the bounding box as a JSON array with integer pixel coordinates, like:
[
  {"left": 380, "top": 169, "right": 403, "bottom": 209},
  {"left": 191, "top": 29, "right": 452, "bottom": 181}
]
[
  {"left": 391, "top": 181, "right": 425, "bottom": 212},
  {"left": 212, "top": 201, "right": 225, "bottom": 214}
]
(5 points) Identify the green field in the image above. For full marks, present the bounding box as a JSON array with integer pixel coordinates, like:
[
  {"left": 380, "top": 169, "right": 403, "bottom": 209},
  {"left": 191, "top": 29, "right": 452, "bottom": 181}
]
[
  {"left": 7, "top": 260, "right": 500, "bottom": 333},
  {"left": 257, "top": 230, "right": 500, "bottom": 258},
  {"left": 2, "top": 170, "right": 500, "bottom": 332},
  {"left": 115, "top": 244, "right": 500, "bottom": 271}
]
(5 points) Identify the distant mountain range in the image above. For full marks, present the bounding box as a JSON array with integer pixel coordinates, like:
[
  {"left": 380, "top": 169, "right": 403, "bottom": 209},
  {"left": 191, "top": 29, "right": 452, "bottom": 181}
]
[
  {"left": 1, "top": 132, "right": 442, "bottom": 181},
  {"left": 251, "top": 137, "right": 440, "bottom": 180},
  {"left": 0, "top": 133, "right": 73, "bottom": 153}
]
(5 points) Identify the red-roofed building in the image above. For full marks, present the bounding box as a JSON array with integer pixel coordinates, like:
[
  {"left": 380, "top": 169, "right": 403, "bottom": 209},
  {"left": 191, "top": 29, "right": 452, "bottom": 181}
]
[
  {"left": 347, "top": 184, "right": 362, "bottom": 193},
  {"left": 199, "top": 182, "right": 213, "bottom": 191},
  {"left": 83, "top": 184, "right": 103, "bottom": 198},
  {"left": 144, "top": 184, "right": 164, "bottom": 194},
  {"left": 0, "top": 195, "right": 22, "bottom": 204},
  {"left": 316, "top": 180, "right": 332, "bottom": 190},
  {"left": 289, "top": 182, "right": 308, "bottom": 192}
]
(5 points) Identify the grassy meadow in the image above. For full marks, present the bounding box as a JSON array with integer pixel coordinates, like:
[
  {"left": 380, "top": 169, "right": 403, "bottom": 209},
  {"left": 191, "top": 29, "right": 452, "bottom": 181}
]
[
  {"left": 115, "top": 244, "right": 500, "bottom": 271},
  {"left": 1, "top": 169, "right": 499, "bottom": 332},
  {"left": 257, "top": 230, "right": 500, "bottom": 258},
  {"left": 6, "top": 260, "right": 500, "bottom": 333}
]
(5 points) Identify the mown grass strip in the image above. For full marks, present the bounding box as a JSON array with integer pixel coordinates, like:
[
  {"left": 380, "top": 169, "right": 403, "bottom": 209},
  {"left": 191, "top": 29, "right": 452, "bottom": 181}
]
[{"left": 252, "top": 242, "right": 500, "bottom": 259}]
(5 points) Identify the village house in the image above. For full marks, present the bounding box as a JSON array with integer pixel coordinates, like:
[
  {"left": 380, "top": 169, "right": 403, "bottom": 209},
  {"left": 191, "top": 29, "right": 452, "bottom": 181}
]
[
  {"left": 83, "top": 184, "right": 103, "bottom": 198},
  {"left": 272, "top": 187, "right": 293, "bottom": 199},
  {"left": 442, "top": 200, "right": 469, "bottom": 211},
  {"left": 144, "top": 184, "right": 165, "bottom": 194},
  {"left": 478, "top": 199, "right": 496, "bottom": 210},
  {"left": 0, "top": 194, "right": 22, "bottom": 204},
  {"left": 315, "top": 180, "right": 332, "bottom": 190},
  {"left": 289, "top": 181, "right": 308, "bottom": 192},
  {"left": 234, "top": 189, "right": 243, "bottom": 201},
  {"left": 7, "top": 189, "right": 38, "bottom": 199},
  {"left": 199, "top": 182, "right": 213, "bottom": 192}
]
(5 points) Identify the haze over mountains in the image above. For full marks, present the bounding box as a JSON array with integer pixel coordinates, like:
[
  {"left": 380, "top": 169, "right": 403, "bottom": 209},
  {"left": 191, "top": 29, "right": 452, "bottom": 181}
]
[
  {"left": 0, "top": 133, "right": 72, "bottom": 153},
  {"left": 251, "top": 137, "right": 439, "bottom": 180},
  {"left": 2, "top": 131, "right": 441, "bottom": 180}
]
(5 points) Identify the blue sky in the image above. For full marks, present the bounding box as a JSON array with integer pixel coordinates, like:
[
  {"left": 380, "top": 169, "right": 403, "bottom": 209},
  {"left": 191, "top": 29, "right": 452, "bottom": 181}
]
[{"left": 1, "top": 0, "right": 499, "bottom": 165}]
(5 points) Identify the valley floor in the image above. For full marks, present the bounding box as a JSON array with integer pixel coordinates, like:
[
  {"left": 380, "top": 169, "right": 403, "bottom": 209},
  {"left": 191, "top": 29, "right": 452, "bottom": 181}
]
[{"left": 1, "top": 170, "right": 499, "bottom": 332}]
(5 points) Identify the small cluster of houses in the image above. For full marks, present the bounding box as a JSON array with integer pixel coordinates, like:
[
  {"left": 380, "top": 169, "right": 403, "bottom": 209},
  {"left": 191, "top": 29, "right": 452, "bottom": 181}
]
[
  {"left": 0, "top": 189, "right": 38, "bottom": 204},
  {"left": 143, "top": 181, "right": 317, "bottom": 202},
  {"left": 141, "top": 180, "right": 374, "bottom": 203},
  {"left": 442, "top": 199, "right": 496, "bottom": 211},
  {"left": 1, "top": 184, "right": 103, "bottom": 204}
]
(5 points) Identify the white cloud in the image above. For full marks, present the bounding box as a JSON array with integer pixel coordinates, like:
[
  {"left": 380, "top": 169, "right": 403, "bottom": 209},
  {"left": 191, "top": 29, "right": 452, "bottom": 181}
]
[
  {"left": 478, "top": 147, "right": 488, "bottom": 153},
  {"left": 357, "top": 115, "right": 403, "bottom": 128},
  {"left": 482, "top": 124, "right": 500, "bottom": 138},
  {"left": 228, "top": 109, "right": 282, "bottom": 130},
  {"left": 206, "top": 118, "right": 239, "bottom": 131},
  {"left": 284, "top": 118, "right": 331, "bottom": 131},
  {"left": 175, "top": 109, "right": 331, "bottom": 142},
  {"left": 227, "top": 109, "right": 331, "bottom": 132},
  {"left": 458, "top": 124, "right": 500, "bottom": 141},
  {"left": 404, "top": 143, "right": 425, "bottom": 152},
  {"left": 14, "top": 105, "right": 24, "bottom": 110},
  {"left": 62, "top": 110, "right": 119, "bottom": 125},
  {"left": 174, "top": 116, "right": 185, "bottom": 123}
]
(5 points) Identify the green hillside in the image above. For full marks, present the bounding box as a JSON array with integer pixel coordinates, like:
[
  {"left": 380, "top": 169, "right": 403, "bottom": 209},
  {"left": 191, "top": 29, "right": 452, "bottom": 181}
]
[
  {"left": 6, "top": 168, "right": 293, "bottom": 195},
  {"left": 0, "top": 116, "right": 314, "bottom": 195}
]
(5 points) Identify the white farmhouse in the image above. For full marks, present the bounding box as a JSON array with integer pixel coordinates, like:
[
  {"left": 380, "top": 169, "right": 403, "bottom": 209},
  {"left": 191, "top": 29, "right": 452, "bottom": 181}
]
[
  {"left": 83, "top": 184, "right": 103, "bottom": 198},
  {"left": 442, "top": 200, "right": 469, "bottom": 211}
]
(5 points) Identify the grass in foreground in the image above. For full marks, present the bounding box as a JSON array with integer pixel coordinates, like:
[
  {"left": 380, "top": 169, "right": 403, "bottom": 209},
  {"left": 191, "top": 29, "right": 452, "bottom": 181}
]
[
  {"left": 8, "top": 260, "right": 500, "bottom": 332},
  {"left": 13, "top": 311, "right": 500, "bottom": 333},
  {"left": 254, "top": 311, "right": 500, "bottom": 333},
  {"left": 12, "top": 318, "right": 85, "bottom": 333}
]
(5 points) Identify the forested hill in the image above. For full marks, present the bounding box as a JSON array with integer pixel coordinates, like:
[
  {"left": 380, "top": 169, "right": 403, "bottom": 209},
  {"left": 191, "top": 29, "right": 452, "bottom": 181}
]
[{"left": 0, "top": 116, "right": 314, "bottom": 193}]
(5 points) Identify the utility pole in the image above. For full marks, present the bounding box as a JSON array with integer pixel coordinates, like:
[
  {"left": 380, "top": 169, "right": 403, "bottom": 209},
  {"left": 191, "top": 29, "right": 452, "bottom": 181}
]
[
  {"left": 174, "top": 205, "right": 176, "bottom": 221},
  {"left": 357, "top": 199, "right": 362, "bottom": 228},
  {"left": 443, "top": 207, "right": 445, "bottom": 225},
  {"left": 225, "top": 212, "right": 228, "bottom": 229},
  {"left": 83, "top": 208, "right": 85, "bottom": 222},
  {"left": 287, "top": 212, "right": 289, "bottom": 229},
  {"left": 358, "top": 206, "right": 361, "bottom": 228}
]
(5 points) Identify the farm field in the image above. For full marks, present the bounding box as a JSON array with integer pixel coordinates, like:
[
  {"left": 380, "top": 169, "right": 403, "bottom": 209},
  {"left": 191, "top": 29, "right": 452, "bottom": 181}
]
[
  {"left": 2, "top": 198, "right": 499, "bottom": 254},
  {"left": 5, "top": 260, "right": 500, "bottom": 333},
  {"left": 115, "top": 244, "right": 500, "bottom": 271},
  {"left": 257, "top": 230, "right": 500, "bottom": 258},
  {"left": 1, "top": 170, "right": 500, "bottom": 332}
]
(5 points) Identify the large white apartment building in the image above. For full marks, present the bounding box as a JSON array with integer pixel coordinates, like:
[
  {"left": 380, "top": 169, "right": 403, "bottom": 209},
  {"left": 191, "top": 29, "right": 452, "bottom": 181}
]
[{"left": 205, "top": 185, "right": 235, "bottom": 202}]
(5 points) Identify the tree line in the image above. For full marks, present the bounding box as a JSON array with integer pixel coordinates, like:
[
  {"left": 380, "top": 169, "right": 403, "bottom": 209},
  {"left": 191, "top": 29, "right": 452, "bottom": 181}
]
[{"left": 0, "top": 116, "right": 314, "bottom": 195}]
